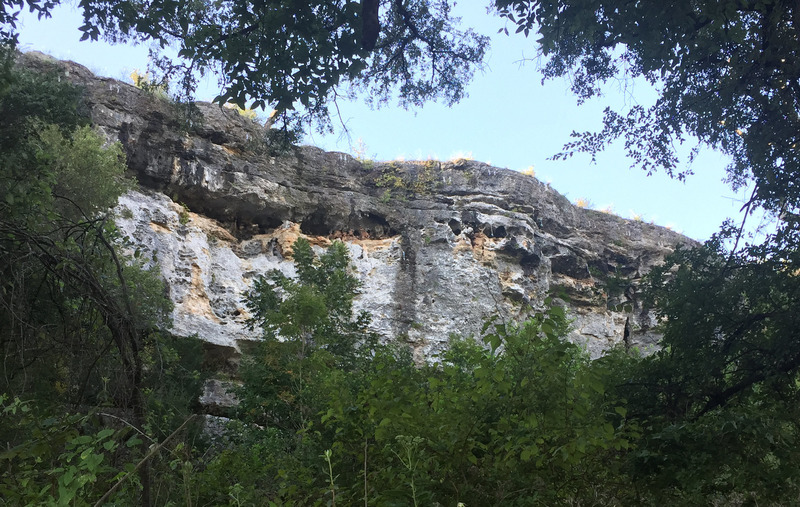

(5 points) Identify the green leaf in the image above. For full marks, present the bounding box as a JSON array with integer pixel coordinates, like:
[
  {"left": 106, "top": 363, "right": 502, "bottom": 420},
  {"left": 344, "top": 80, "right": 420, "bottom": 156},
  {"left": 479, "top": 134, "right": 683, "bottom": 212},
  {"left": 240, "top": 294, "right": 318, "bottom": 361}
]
[
  {"left": 126, "top": 436, "right": 142, "bottom": 448},
  {"left": 97, "top": 428, "right": 114, "bottom": 439}
]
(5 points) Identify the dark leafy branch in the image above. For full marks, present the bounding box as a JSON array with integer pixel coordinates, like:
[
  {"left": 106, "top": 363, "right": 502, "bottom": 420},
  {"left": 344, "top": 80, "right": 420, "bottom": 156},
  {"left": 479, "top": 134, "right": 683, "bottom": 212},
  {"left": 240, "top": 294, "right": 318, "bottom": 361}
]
[
  {"left": 497, "top": 0, "right": 800, "bottom": 220},
  {"left": 1, "top": 0, "right": 488, "bottom": 137}
]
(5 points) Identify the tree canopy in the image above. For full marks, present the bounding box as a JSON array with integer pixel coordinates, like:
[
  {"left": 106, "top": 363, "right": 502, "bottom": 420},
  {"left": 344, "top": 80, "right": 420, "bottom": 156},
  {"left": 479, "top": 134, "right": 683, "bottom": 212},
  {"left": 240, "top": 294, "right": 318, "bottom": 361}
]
[
  {"left": 1, "top": 0, "right": 489, "bottom": 131},
  {"left": 496, "top": 0, "right": 800, "bottom": 219}
]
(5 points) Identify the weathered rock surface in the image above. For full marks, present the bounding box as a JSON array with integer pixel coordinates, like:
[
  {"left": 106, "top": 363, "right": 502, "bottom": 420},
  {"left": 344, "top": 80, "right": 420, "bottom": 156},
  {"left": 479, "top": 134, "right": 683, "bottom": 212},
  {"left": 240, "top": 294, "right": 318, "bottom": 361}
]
[
  {"left": 21, "top": 51, "right": 697, "bottom": 360},
  {"left": 199, "top": 379, "right": 241, "bottom": 416}
]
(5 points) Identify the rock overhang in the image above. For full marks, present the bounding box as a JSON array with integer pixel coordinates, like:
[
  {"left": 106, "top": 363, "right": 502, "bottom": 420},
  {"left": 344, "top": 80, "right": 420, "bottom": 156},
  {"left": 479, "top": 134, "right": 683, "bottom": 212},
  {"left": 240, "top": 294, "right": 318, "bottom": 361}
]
[{"left": 19, "top": 50, "right": 699, "bottom": 360}]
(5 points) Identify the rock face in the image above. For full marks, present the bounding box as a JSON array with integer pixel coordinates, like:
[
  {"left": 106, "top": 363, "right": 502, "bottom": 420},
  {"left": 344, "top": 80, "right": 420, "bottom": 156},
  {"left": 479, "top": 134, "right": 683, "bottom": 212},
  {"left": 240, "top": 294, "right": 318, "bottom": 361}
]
[
  {"left": 21, "top": 52, "right": 697, "bottom": 361},
  {"left": 199, "top": 379, "right": 240, "bottom": 416}
]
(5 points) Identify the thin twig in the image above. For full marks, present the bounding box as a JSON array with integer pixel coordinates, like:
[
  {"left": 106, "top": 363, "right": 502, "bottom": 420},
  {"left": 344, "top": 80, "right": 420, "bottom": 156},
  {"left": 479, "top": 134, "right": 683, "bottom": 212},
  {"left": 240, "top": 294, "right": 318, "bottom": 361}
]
[
  {"left": 97, "top": 412, "right": 155, "bottom": 444},
  {"left": 364, "top": 438, "right": 368, "bottom": 507},
  {"left": 725, "top": 185, "right": 759, "bottom": 271}
]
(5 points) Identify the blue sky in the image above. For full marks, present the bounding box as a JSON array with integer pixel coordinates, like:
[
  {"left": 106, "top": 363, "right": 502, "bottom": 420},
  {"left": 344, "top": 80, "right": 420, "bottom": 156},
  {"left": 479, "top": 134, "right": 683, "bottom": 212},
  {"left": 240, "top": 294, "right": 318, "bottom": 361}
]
[{"left": 16, "top": 3, "right": 759, "bottom": 241}]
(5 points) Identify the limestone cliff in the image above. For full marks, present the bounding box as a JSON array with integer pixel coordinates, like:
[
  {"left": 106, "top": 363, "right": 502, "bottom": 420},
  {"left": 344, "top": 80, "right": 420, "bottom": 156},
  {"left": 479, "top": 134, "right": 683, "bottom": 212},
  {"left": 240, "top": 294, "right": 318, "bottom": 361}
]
[{"left": 21, "top": 51, "right": 697, "bottom": 361}]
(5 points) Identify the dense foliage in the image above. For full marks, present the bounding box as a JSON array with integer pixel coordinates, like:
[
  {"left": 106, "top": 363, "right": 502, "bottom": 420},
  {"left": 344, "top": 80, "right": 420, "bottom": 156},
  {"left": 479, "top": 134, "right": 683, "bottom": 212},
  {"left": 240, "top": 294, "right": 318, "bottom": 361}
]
[
  {"left": 3, "top": 1, "right": 800, "bottom": 504},
  {"left": 190, "top": 240, "right": 797, "bottom": 505},
  {"left": 210, "top": 243, "right": 639, "bottom": 506},
  {"left": 0, "top": 53, "right": 202, "bottom": 505}
]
